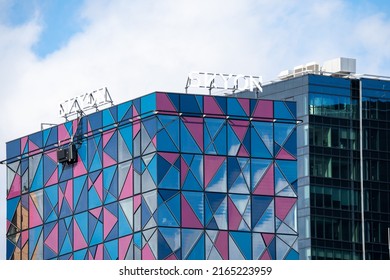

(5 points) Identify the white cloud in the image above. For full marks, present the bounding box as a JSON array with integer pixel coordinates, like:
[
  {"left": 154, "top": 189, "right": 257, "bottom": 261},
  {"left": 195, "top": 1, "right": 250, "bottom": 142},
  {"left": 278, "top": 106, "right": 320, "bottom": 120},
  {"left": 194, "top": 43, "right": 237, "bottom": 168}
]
[{"left": 1, "top": 0, "right": 390, "bottom": 259}]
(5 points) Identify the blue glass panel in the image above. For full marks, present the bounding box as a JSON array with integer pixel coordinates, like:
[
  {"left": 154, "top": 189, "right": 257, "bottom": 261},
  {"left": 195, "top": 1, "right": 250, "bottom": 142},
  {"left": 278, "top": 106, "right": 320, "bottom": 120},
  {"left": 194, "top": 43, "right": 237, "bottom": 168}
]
[
  {"left": 144, "top": 154, "right": 157, "bottom": 187},
  {"left": 105, "top": 239, "right": 118, "bottom": 260},
  {"left": 78, "top": 140, "right": 87, "bottom": 168},
  {"left": 156, "top": 204, "right": 179, "bottom": 227},
  {"left": 214, "top": 96, "right": 227, "bottom": 114},
  {"left": 87, "top": 134, "right": 102, "bottom": 171},
  {"left": 117, "top": 101, "right": 132, "bottom": 122},
  {"left": 205, "top": 192, "right": 225, "bottom": 213},
  {"left": 30, "top": 159, "right": 43, "bottom": 191},
  {"left": 166, "top": 93, "right": 180, "bottom": 111},
  {"left": 118, "top": 125, "right": 132, "bottom": 161},
  {"left": 276, "top": 160, "right": 297, "bottom": 184},
  {"left": 58, "top": 162, "right": 73, "bottom": 182},
  {"left": 74, "top": 249, "right": 87, "bottom": 260},
  {"left": 157, "top": 230, "right": 172, "bottom": 259},
  {"left": 133, "top": 98, "right": 141, "bottom": 117},
  {"left": 58, "top": 218, "right": 67, "bottom": 246},
  {"left": 285, "top": 249, "right": 299, "bottom": 260},
  {"left": 181, "top": 155, "right": 203, "bottom": 191},
  {"left": 204, "top": 118, "right": 226, "bottom": 155},
  {"left": 251, "top": 196, "right": 273, "bottom": 227},
  {"left": 105, "top": 203, "right": 119, "bottom": 241},
  {"left": 274, "top": 101, "right": 294, "bottom": 120},
  {"left": 286, "top": 101, "right": 296, "bottom": 118},
  {"left": 104, "top": 131, "right": 118, "bottom": 162},
  {"left": 141, "top": 199, "right": 152, "bottom": 229},
  {"left": 157, "top": 129, "right": 177, "bottom": 153},
  {"left": 166, "top": 192, "right": 180, "bottom": 224},
  {"left": 133, "top": 232, "right": 142, "bottom": 249},
  {"left": 159, "top": 227, "right": 180, "bottom": 252},
  {"left": 158, "top": 189, "right": 178, "bottom": 202},
  {"left": 29, "top": 226, "right": 43, "bottom": 259},
  {"left": 182, "top": 191, "right": 204, "bottom": 225},
  {"left": 102, "top": 106, "right": 118, "bottom": 130},
  {"left": 44, "top": 185, "right": 58, "bottom": 222},
  {"left": 7, "top": 197, "right": 19, "bottom": 222},
  {"left": 44, "top": 126, "right": 58, "bottom": 148},
  {"left": 230, "top": 231, "right": 251, "bottom": 259},
  {"left": 29, "top": 131, "right": 43, "bottom": 149},
  {"left": 43, "top": 224, "right": 58, "bottom": 259},
  {"left": 43, "top": 191, "right": 53, "bottom": 223},
  {"left": 90, "top": 220, "right": 103, "bottom": 246},
  {"left": 64, "top": 120, "right": 73, "bottom": 137},
  {"left": 231, "top": 194, "right": 251, "bottom": 231},
  {"left": 227, "top": 125, "right": 240, "bottom": 156},
  {"left": 43, "top": 154, "right": 57, "bottom": 186},
  {"left": 6, "top": 138, "right": 20, "bottom": 162},
  {"left": 158, "top": 164, "right": 179, "bottom": 190},
  {"left": 60, "top": 236, "right": 73, "bottom": 255},
  {"left": 180, "top": 121, "right": 201, "bottom": 153},
  {"left": 43, "top": 221, "right": 56, "bottom": 241},
  {"left": 6, "top": 239, "right": 15, "bottom": 260},
  {"left": 205, "top": 193, "right": 227, "bottom": 230},
  {"left": 21, "top": 158, "right": 28, "bottom": 174},
  {"left": 118, "top": 198, "right": 133, "bottom": 237},
  {"left": 251, "top": 159, "right": 271, "bottom": 191},
  {"left": 90, "top": 153, "right": 102, "bottom": 173},
  {"left": 268, "top": 237, "right": 276, "bottom": 259},
  {"left": 182, "top": 229, "right": 203, "bottom": 259},
  {"left": 88, "top": 213, "right": 97, "bottom": 242},
  {"left": 206, "top": 158, "right": 226, "bottom": 192},
  {"left": 186, "top": 233, "right": 204, "bottom": 260},
  {"left": 157, "top": 154, "right": 172, "bottom": 183},
  {"left": 252, "top": 197, "right": 274, "bottom": 233},
  {"left": 180, "top": 94, "right": 203, "bottom": 114},
  {"left": 228, "top": 98, "right": 246, "bottom": 117},
  {"left": 157, "top": 115, "right": 179, "bottom": 152},
  {"left": 228, "top": 157, "right": 250, "bottom": 193},
  {"left": 118, "top": 204, "right": 132, "bottom": 237},
  {"left": 88, "top": 186, "right": 102, "bottom": 209},
  {"left": 103, "top": 108, "right": 116, "bottom": 129},
  {"left": 283, "top": 129, "right": 297, "bottom": 157},
  {"left": 251, "top": 122, "right": 273, "bottom": 158},
  {"left": 88, "top": 111, "right": 103, "bottom": 132},
  {"left": 142, "top": 117, "right": 157, "bottom": 142},
  {"left": 274, "top": 123, "right": 295, "bottom": 146},
  {"left": 103, "top": 166, "right": 116, "bottom": 190},
  {"left": 74, "top": 212, "right": 88, "bottom": 243},
  {"left": 141, "top": 93, "right": 156, "bottom": 115}
]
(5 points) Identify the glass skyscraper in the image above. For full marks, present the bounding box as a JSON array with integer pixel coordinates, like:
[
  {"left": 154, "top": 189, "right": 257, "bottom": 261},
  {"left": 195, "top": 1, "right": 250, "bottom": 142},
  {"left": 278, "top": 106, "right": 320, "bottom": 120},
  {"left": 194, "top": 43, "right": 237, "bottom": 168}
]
[
  {"left": 239, "top": 73, "right": 390, "bottom": 260},
  {"left": 5, "top": 92, "right": 298, "bottom": 260}
]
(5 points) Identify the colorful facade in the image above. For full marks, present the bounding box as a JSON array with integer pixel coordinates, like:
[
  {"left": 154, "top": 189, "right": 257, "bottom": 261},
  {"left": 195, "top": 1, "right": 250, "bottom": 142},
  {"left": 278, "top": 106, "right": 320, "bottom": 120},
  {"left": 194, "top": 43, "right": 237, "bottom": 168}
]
[{"left": 6, "top": 92, "right": 298, "bottom": 260}]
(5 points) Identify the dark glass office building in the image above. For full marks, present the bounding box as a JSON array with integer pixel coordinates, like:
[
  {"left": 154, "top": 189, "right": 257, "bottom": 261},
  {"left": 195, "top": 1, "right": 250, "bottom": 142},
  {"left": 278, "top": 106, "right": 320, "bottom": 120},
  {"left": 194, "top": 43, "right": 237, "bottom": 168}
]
[{"left": 239, "top": 73, "right": 390, "bottom": 259}]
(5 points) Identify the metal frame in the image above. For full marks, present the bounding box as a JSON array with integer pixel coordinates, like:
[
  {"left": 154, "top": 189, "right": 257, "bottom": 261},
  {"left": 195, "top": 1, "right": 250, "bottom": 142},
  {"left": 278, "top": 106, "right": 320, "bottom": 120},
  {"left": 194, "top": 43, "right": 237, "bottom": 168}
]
[{"left": 59, "top": 87, "right": 114, "bottom": 121}]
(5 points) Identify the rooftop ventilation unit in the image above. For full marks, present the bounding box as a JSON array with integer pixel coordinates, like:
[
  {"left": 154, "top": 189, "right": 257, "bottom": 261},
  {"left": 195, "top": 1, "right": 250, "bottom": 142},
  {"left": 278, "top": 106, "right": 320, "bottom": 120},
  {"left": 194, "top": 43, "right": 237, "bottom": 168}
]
[
  {"left": 293, "top": 64, "right": 305, "bottom": 77},
  {"left": 305, "top": 62, "right": 320, "bottom": 74},
  {"left": 278, "top": 69, "right": 294, "bottom": 80},
  {"left": 322, "top": 57, "right": 356, "bottom": 75}
]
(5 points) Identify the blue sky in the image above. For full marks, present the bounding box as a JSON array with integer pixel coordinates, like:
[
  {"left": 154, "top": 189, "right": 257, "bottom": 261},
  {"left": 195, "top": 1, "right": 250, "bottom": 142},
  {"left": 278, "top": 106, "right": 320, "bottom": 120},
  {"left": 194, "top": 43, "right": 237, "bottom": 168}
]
[
  {"left": 1, "top": 0, "right": 390, "bottom": 260},
  {"left": 3, "top": 0, "right": 86, "bottom": 57}
]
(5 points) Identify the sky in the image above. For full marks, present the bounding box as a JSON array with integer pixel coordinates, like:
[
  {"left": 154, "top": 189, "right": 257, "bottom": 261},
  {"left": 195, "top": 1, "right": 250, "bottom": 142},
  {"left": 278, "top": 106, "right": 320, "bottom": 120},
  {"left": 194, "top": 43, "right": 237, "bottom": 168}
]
[{"left": 1, "top": 0, "right": 390, "bottom": 259}]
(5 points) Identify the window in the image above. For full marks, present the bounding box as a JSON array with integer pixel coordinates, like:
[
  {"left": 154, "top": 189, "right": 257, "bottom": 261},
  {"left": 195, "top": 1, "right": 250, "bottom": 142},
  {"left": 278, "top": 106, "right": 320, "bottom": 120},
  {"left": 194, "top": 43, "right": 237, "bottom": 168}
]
[
  {"left": 311, "top": 155, "right": 332, "bottom": 178},
  {"left": 309, "top": 94, "right": 352, "bottom": 118}
]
